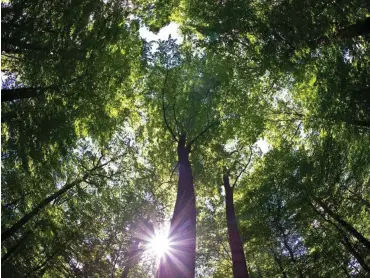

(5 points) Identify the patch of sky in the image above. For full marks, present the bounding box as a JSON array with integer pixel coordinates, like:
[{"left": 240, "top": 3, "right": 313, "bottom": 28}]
[
  {"left": 343, "top": 48, "right": 353, "bottom": 64},
  {"left": 225, "top": 138, "right": 270, "bottom": 155},
  {"left": 255, "top": 138, "right": 270, "bottom": 154},
  {"left": 139, "top": 22, "right": 183, "bottom": 48}
]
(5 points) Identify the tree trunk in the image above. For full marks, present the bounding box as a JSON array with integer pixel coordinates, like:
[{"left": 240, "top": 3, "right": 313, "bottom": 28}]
[
  {"left": 348, "top": 191, "right": 370, "bottom": 211},
  {"left": 157, "top": 135, "right": 196, "bottom": 278},
  {"left": 337, "top": 17, "right": 370, "bottom": 40},
  {"left": 272, "top": 252, "right": 288, "bottom": 278},
  {"left": 121, "top": 239, "right": 141, "bottom": 278},
  {"left": 341, "top": 233, "right": 370, "bottom": 273},
  {"left": 223, "top": 174, "right": 249, "bottom": 278},
  {"left": 317, "top": 199, "right": 370, "bottom": 251},
  {"left": 314, "top": 17, "right": 370, "bottom": 46},
  {"left": 282, "top": 235, "right": 304, "bottom": 278},
  {"left": 1, "top": 87, "right": 46, "bottom": 102},
  {"left": 349, "top": 120, "right": 370, "bottom": 128},
  {"left": 121, "top": 267, "right": 130, "bottom": 278},
  {"left": 341, "top": 265, "right": 351, "bottom": 278},
  {"left": 1, "top": 176, "right": 85, "bottom": 242},
  {"left": 1, "top": 230, "right": 32, "bottom": 263},
  {"left": 311, "top": 202, "right": 370, "bottom": 272}
]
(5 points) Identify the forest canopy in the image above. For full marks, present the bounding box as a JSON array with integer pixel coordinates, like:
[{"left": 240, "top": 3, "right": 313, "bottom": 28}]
[{"left": 1, "top": 0, "right": 370, "bottom": 277}]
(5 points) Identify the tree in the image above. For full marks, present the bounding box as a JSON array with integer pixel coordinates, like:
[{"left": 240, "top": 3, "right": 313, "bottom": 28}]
[
  {"left": 2, "top": 0, "right": 370, "bottom": 277},
  {"left": 1, "top": 0, "right": 143, "bottom": 171}
]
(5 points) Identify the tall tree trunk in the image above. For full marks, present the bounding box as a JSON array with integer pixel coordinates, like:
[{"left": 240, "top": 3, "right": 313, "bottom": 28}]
[
  {"left": 121, "top": 239, "right": 141, "bottom": 278},
  {"left": 282, "top": 235, "right": 304, "bottom": 278},
  {"left": 312, "top": 201, "right": 370, "bottom": 272},
  {"left": 315, "top": 17, "right": 370, "bottom": 46},
  {"left": 272, "top": 251, "right": 288, "bottom": 278},
  {"left": 341, "top": 265, "right": 351, "bottom": 278},
  {"left": 1, "top": 87, "right": 46, "bottom": 102},
  {"left": 316, "top": 199, "right": 370, "bottom": 251},
  {"left": 1, "top": 176, "right": 86, "bottom": 242},
  {"left": 1, "top": 230, "right": 32, "bottom": 263},
  {"left": 346, "top": 119, "right": 370, "bottom": 128},
  {"left": 341, "top": 233, "right": 370, "bottom": 273},
  {"left": 223, "top": 174, "right": 249, "bottom": 278},
  {"left": 337, "top": 17, "right": 370, "bottom": 40},
  {"left": 157, "top": 135, "right": 196, "bottom": 278}
]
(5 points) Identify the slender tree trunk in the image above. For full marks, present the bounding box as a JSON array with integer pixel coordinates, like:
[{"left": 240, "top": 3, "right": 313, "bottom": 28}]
[
  {"left": 223, "top": 174, "right": 249, "bottom": 278},
  {"left": 121, "top": 267, "right": 130, "bottom": 278},
  {"left": 1, "top": 87, "right": 46, "bottom": 102},
  {"left": 23, "top": 238, "right": 73, "bottom": 278},
  {"left": 317, "top": 199, "right": 370, "bottom": 251},
  {"left": 341, "top": 265, "right": 351, "bottom": 278},
  {"left": 282, "top": 236, "right": 303, "bottom": 278},
  {"left": 341, "top": 233, "right": 370, "bottom": 273},
  {"left": 1, "top": 111, "right": 21, "bottom": 123},
  {"left": 272, "top": 252, "right": 288, "bottom": 278},
  {"left": 312, "top": 202, "right": 370, "bottom": 272},
  {"left": 157, "top": 135, "right": 196, "bottom": 278},
  {"left": 2, "top": 193, "right": 29, "bottom": 210},
  {"left": 1, "top": 176, "right": 85, "bottom": 242},
  {"left": 347, "top": 191, "right": 370, "bottom": 211},
  {"left": 337, "top": 17, "right": 370, "bottom": 40},
  {"left": 347, "top": 119, "right": 370, "bottom": 128},
  {"left": 121, "top": 239, "right": 141, "bottom": 278},
  {"left": 316, "top": 17, "right": 370, "bottom": 45},
  {"left": 1, "top": 230, "right": 32, "bottom": 263}
]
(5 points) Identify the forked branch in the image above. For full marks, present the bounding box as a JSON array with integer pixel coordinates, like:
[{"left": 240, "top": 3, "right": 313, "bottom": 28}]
[
  {"left": 232, "top": 147, "right": 253, "bottom": 188},
  {"left": 188, "top": 121, "right": 219, "bottom": 148}
]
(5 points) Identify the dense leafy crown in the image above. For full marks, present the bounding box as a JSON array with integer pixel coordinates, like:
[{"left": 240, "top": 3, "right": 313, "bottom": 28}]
[{"left": 2, "top": 0, "right": 369, "bottom": 277}]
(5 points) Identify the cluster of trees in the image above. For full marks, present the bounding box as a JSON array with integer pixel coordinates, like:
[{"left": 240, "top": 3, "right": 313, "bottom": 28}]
[{"left": 2, "top": 0, "right": 369, "bottom": 277}]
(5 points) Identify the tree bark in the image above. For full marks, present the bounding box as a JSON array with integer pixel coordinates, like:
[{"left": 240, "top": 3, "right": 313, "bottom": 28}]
[
  {"left": 157, "top": 135, "right": 196, "bottom": 278},
  {"left": 1, "top": 87, "right": 46, "bottom": 102},
  {"left": 223, "top": 174, "right": 249, "bottom": 278},
  {"left": 1, "top": 176, "right": 85, "bottom": 242},
  {"left": 317, "top": 199, "right": 370, "bottom": 251}
]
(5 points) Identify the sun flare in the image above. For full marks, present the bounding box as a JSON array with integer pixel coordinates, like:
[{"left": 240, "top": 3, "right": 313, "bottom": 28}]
[{"left": 149, "top": 233, "right": 170, "bottom": 257}]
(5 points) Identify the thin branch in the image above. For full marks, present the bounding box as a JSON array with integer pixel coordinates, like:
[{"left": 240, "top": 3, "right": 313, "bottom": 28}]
[
  {"left": 188, "top": 121, "right": 219, "bottom": 147},
  {"left": 170, "top": 162, "right": 179, "bottom": 181},
  {"left": 232, "top": 147, "right": 253, "bottom": 188},
  {"left": 162, "top": 70, "right": 178, "bottom": 142},
  {"left": 227, "top": 145, "right": 246, "bottom": 175},
  {"left": 288, "top": 121, "right": 302, "bottom": 144},
  {"left": 220, "top": 240, "right": 233, "bottom": 262},
  {"left": 172, "top": 102, "right": 181, "bottom": 136}
]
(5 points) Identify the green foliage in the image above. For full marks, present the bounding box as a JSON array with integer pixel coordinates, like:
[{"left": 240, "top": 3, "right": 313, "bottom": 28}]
[{"left": 2, "top": 0, "right": 370, "bottom": 277}]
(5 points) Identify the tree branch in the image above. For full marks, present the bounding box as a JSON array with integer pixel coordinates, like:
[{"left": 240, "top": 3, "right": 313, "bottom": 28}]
[
  {"left": 161, "top": 70, "right": 178, "bottom": 142},
  {"left": 188, "top": 121, "right": 219, "bottom": 148},
  {"left": 172, "top": 102, "right": 181, "bottom": 137},
  {"left": 232, "top": 147, "right": 253, "bottom": 188}
]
